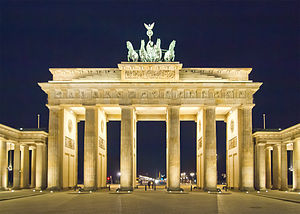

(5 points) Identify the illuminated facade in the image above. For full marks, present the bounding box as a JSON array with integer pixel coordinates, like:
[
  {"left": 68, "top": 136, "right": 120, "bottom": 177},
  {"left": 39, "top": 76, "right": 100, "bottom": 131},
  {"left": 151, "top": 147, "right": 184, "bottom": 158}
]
[
  {"left": 0, "top": 124, "right": 47, "bottom": 190},
  {"left": 253, "top": 124, "right": 300, "bottom": 191},
  {"left": 38, "top": 62, "right": 262, "bottom": 191}
]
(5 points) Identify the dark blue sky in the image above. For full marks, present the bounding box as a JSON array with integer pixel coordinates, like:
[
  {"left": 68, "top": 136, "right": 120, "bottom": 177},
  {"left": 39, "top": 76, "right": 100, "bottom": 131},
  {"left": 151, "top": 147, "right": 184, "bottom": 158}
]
[{"left": 0, "top": 1, "right": 299, "bottom": 179}]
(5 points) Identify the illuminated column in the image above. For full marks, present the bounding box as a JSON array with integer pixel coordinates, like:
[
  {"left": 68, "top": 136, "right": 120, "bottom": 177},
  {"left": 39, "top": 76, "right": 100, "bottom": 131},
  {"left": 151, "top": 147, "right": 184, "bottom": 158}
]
[
  {"left": 0, "top": 140, "right": 7, "bottom": 190},
  {"left": 280, "top": 143, "right": 288, "bottom": 191},
  {"left": 293, "top": 138, "right": 300, "bottom": 191},
  {"left": 238, "top": 105, "right": 254, "bottom": 191},
  {"left": 13, "top": 143, "right": 21, "bottom": 189},
  {"left": 166, "top": 106, "right": 181, "bottom": 191},
  {"left": 31, "top": 147, "right": 36, "bottom": 188},
  {"left": 48, "top": 106, "right": 63, "bottom": 190},
  {"left": 84, "top": 106, "right": 98, "bottom": 190},
  {"left": 36, "top": 144, "right": 44, "bottom": 189},
  {"left": 265, "top": 146, "right": 272, "bottom": 189},
  {"left": 272, "top": 144, "right": 281, "bottom": 189},
  {"left": 255, "top": 144, "right": 266, "bottom": 190},
  {"left": 203, "top": 106, "right": 217, "bottom": 191},
  {"left": 120, "top": 106, "right": 134, "bottom": 191},
  {"left": 196, "top": 110, "right": 204, "bottom": 189},
  {"left": 21, "top": 145, "right": 30, "bottom": 188}
]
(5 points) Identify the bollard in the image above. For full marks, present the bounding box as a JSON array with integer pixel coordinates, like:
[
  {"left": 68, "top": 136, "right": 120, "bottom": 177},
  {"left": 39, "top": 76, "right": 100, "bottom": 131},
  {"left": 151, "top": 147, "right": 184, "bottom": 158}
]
[
  {"left": 191, "top": 185, "right": 193, "bottom": 192},
  {"left": 154, "top": 185, "right": 156, "bottom": 191},
  {"left": 108, "top": 185, "right": 110, "bottom": 191},
  {"left": 145, "top": 185, "right": 147, "bottom": 191}
]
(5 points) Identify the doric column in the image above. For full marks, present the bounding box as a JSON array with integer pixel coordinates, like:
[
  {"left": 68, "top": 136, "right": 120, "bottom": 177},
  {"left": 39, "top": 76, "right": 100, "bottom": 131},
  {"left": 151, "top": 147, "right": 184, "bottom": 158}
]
[
  {"left": 21, "top": 145, "right": 30, "bottom": 188},
  {"left": 265, "top": 146, "right": 272, "bottom": 189},
  {"left": 0, "top": 140, "right": 7, "bottom": 190},
  {"left": 255, "top": 144, "right": 266, "bottom": 190},
  {"left": 48, "top": 106, "right": 63, "bottom": 190},
  {"left": 238, "top": 105, "right": 254, "bottom": 191},
  {"left": 36, "top": 144, "right": 45, "bottom": 189},
  {"left": 13, "top": 143, "right": 21, "bottom": 189},
  {"left": 84, "top": 106, "right": 98, "bottom": 191},
  {"left": 272, "top": 144, "right": 281, "bottom": 189},
  {"left": 280, "top": 143, "right": 288, "bottom": 191},
  {"left": 203, "top": 106, "right": 217, "bottom": 191},
  {"left": 120, "top": 106, "right": 134, "bottom": 191},
  {"left": 166, "top": 106, "right": 181, "bottom": 191},
  {"left": 31, "top": 147, "right": 36, "bottom": 188},
  {"left": 293, "top": 138, "right": 300, "bottom": 191}
]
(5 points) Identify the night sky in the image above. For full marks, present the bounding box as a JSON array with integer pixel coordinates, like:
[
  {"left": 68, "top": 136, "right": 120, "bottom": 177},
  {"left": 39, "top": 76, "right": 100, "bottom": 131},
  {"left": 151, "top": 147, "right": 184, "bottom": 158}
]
[{"left": 0, "top": 1, "right": 299, "bottom": 181}]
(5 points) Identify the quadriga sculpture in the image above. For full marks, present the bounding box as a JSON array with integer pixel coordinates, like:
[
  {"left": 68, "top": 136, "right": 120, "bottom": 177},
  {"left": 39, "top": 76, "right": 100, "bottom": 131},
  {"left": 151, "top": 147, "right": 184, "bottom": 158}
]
[
  {"left": 164, "top": 40, "right": 176, "bottom": 62},
  {"left": 126, "top": 41, "right": 139, "bottom": 62}
]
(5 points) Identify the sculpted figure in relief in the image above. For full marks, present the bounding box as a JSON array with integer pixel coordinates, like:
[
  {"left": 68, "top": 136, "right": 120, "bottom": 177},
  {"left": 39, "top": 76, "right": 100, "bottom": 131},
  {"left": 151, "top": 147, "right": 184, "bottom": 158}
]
[
  {"left": 126, "top": 41, "right": 139, "bottom": 62},
  {"left": 164, "top": 40, "right": 176, "bottom": 62}
]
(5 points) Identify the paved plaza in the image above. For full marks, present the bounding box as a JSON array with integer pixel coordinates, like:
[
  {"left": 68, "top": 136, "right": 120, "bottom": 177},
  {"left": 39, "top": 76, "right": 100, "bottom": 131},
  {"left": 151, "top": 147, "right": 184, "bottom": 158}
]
[{"left": 0, "top": 189, "right": 300, "bottom": 214}]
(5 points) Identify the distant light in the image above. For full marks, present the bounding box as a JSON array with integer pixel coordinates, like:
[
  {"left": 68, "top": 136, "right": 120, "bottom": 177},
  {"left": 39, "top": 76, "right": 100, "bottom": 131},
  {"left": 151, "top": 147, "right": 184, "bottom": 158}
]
[
  {"left": 89, "top": 191, "right": 92, "bottom": 193},
  {"left": 266, "top": 190, "right": 268, "bottom": 192},
  {"left": 40, "top": 190, "right": 42, "bottom": 193},
  {"left": 11, "top": 190, "right": 15, "bottom": 192},
  {"left": 50, "top": 191, "right": 53, "bottom": 193},
  {"left": 208, "top": 191, "right": 210, "bottom": 194},
  {"left": 257, "top": 191, "right": 260, "bottom": 193},
  {"left": 180, "top": 190, "right": 183, "bottom": 193},
  {"left": 78, "top": 191, "right": 81, "bottom": 193},
  {"left": 190, "top": 172, "right": 195, "bottom": 177},
  {"left": 117, "top": 172, "right": 121, "bottom": 176},
  {"left": 33, "top": 189, "right": 36, "bottom": 192},
  {"left": 128, "top": 191, "right": 130, "bottom": 193},
  {"left": 20, "top": 128, "right": 23, "bottom": 130},
  {"left": 246, "top": 191, "right": 248, "bottom": 194},
  {"left": 278, "top": 128, "right": 282, "bottom": 130},
  {"left": 285, "top": 191, "right": 288, "bottom": 193}
]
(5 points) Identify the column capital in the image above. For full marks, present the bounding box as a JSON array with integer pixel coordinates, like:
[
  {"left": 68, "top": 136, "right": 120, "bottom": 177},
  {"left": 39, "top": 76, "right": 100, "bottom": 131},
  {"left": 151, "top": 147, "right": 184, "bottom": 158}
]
[
  {"left": 83, "top": 105, "right": 97, "bottom": 109},
  {"left": 238, "top": 104, "right": 255, "bottom": 110},
  {"left": 46, "top": 105, "right": 62, "bottom": 110}
]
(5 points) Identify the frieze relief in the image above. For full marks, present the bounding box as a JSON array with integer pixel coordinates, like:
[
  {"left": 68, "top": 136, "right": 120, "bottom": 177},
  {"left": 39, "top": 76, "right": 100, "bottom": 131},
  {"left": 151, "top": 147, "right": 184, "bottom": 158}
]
[
  {"left": 65, "top": 136, "right": 75, "bottom": 150},
  {"left": 228, "top": 137, "right": 237, "bottom": 150},
  {"left": 52, "top": 88, "right": 253, "bottom": 101},
  {"left": 198, "top": 137, "right": 202, "bottom": 151},
  {"left": 98, "top": 137, "right": 105, "bottom": 150},
  {"left": 124, "top": 70, "right": 176, "bottom": 80}
]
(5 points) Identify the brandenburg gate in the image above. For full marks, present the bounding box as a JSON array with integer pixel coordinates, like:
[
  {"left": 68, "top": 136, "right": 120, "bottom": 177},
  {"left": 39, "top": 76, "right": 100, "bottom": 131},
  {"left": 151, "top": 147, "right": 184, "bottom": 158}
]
[{"left": 38, "top": 23, "right": 262, "bottom": 191}]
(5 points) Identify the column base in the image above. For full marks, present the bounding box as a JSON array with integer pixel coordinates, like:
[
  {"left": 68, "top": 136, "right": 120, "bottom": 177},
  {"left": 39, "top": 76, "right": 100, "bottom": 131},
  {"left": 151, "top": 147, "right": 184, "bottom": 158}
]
[
  {"left": 0, "top": 187, "right": 8, "bottom": 191},
  {"left": 292, "top": 189, "right": 300, "bottom": 192},
  {"left": 203, "top": 187, "right": 218, "bottom": 192},
  {"left": 83, "top": 186, "right": 98, "bottom": 191},
  {"left": 12, "top": 187, "right": 21, "bottom": 190},
  {"left": 239, "top": 187, "right": 255, "bottom": 192},
  {"left": 117, "top": 187, "right": 133, "bottom": 192},
  {"left": 47, "top": 186, "right": 62, "bottom": 191},
  {"left": 167, "top": 187, "right": 184, "bottom": 192},
  {"left": 279, "top": 187, "right": 288, "bottom": 191}
]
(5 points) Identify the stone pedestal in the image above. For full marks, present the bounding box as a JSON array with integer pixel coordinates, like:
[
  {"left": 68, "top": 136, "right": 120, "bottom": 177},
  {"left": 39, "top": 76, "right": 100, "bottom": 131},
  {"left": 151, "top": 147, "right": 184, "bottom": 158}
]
[
  {"left": 265, "top": 147, "right": 272, "bottom": 189},
  {"left": 0, "top": 140, "right": 7, "bottom": 190},
  {"left": 120, "top": 106, "right": 134, "bottom": 191},
  {"left": 255, "top": 144, "right": 266, "bottom": 190},
  {"left": 203, "top": 107, "right": 217, "bottom": 192},
  {"left": 48, "top": 107, "right": 62, "bottom": 190},
  {"left": 238, "top": 106, "right": 254, "bottom": 191},
  {"left": 166, "top": 106, "right": 181, "bottom": 191},
  {"left": 272, "top": 144, "right": 281, "bottom": 189},
  {"left": 280, "top": 144, "right": 288, "bottom": 191},
  {"left": 13, "top": 144, "right": 21, "bottom": 189},
  {"left": 31, "top": 147, "right": 36, "bottom": 188},
  {"left": 293, "top": 139, "right": 300, "bottom": 191},
  {"left": 84, "top": 106, "right": 98, "bottom": 191}
]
